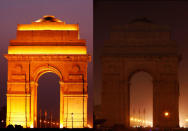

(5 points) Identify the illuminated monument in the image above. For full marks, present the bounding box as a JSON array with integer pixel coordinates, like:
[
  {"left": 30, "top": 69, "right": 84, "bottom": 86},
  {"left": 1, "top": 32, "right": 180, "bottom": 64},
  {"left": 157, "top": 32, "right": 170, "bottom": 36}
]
[
  {"left": 5, "top": 15, "right": 91, "bottom": 128},
  {"left": 101, "top": 19, "right": 180, "bottom": 128}
]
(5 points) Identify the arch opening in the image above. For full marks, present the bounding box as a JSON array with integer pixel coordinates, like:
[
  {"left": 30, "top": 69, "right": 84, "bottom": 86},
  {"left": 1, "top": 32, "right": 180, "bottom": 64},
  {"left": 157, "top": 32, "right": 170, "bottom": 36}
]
[
  {"left": 129, "top": 71, "right": 153, "bottom": 128},
  {"left": 37, "top": 72, "right": 60, "bottom": 128},
  {"left": 34, "top": 66, "right": 63, "bottom": 83}
]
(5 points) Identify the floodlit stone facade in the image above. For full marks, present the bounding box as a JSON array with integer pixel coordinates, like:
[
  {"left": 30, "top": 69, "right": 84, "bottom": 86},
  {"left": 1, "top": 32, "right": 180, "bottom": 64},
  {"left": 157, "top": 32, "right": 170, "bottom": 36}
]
[
  {"left": 101, "top": 19, "right": 180, "bottom": 128},
  {"left": 5, "top": 16, "right": 91, "bottom": 128}
]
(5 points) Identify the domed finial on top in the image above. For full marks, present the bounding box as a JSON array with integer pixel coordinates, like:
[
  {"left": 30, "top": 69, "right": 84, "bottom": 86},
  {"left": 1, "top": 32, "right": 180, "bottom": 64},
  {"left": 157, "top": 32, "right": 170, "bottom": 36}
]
[{"left": 35, "top": 15, "right": 62, "bottom": 22}]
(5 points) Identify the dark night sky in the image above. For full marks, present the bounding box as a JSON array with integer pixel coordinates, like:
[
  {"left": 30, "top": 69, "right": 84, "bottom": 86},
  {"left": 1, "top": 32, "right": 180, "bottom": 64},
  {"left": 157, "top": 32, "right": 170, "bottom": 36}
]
[
  {"left": 94, "top": 1, "right": 188, "bottom": 126},
  {"left": 0, "top": 0, "right": 93, "bottom": 122}
]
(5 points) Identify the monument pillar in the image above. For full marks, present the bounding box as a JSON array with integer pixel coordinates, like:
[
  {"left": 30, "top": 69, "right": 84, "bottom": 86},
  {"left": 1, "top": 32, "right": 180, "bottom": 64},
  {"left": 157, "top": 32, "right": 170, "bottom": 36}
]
[
  {"left": 59, "top": 81, "right": 64, "bottom": 128},
  {"left": 62, "top": 80, "right": 88, "bottom": 128}
]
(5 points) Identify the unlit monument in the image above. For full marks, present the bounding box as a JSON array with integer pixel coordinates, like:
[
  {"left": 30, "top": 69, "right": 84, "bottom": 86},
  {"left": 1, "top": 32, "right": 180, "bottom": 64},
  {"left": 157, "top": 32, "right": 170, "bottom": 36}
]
[{"left": 101, "top": 19, "right": 180, "bottom": 128}]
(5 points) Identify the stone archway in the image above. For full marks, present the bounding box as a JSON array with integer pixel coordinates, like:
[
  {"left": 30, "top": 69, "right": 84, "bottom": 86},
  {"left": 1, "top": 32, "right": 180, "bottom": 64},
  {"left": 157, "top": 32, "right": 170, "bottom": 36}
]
[
  {"left": 101, "top": 20, "right": 180, "bottom": 128},
  {"left": 128, "top": 70, "right": 153, "bottom": 127},
  {"left": 30, "top": 65, "right": 63, "bottom": 128},
  {"left": 36, "top": 72, "right": 61, "bottom": 128},
  {"left": 127, "top": 69, "right": 156, "bottom": 128},
  {"left": 5, "top": 16, "right": 91, "bottom": 128},
  {"left": 33, "top": 65, "right": 63, "bottom": 83}
]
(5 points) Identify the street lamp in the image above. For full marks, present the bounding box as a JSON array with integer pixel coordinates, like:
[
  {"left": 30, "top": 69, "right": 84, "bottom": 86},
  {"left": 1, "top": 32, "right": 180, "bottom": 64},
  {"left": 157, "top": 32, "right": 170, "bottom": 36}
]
[
  {"left": 164, "top": 111, "right": 169, "bottom": 117},
  {"left": 71, "top": 113, "right": 74, "bottom": 128}
]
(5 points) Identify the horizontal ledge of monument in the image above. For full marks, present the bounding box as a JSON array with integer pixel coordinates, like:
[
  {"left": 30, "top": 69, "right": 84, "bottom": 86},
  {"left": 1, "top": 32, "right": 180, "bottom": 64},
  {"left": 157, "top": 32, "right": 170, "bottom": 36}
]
[
  {"left": 7, "top": 81, "right": 38, "bottom": 85},
  {"left": 4, "top": 54, "right": 91, "bottom": 61},
  {"left": 10, "top": 40, "right": 86, "bottom": 46},
  {"left": 7, "top": 93, "right": 31, "bottom": 97},
  {"left": 104, "top": 39, "right": 176, "bottom": 43},
  {"left": 60, "top": 82, "right": 88, "bottom": 85},
  {"left": 8, "top": 46, "right": 87, "bottom": 54},
  {"left": 63, "top": 94, "right": 88, "bottom": 97},
  {"left": 7, "top": 81, "right": 88, "bottom": 86},
  {"left": 17, "top": 23, "right": 79, "bottom": 31},
  {"left": 101, "top": 54, "right": 179, "bottom": 58},
  {"left": 103, "top": 43, "right": 178, "bottom": 48}
]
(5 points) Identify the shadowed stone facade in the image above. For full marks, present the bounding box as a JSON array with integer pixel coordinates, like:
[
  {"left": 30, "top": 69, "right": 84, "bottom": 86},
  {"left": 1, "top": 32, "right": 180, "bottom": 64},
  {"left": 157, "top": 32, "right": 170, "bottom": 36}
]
[{"left": 101, "top": 19, "right": 180, "bottom": 128}]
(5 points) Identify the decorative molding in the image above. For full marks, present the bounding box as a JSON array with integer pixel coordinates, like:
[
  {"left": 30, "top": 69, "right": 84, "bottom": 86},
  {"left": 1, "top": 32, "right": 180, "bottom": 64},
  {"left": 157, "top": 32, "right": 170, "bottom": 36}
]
[{"left": 4, "top": 54, "right": 91, "bottom": 62}]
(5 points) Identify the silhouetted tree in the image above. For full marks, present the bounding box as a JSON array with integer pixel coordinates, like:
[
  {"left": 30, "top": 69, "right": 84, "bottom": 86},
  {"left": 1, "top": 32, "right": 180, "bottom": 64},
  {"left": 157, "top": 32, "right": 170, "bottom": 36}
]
[{"left": 7, "top": 124, "right": 14, "bottom": 128}]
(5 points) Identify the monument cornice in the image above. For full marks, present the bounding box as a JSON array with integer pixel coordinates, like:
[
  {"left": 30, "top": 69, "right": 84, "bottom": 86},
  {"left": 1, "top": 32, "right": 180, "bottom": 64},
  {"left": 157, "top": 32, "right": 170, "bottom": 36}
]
[
  {"left": 4, "top": 54, "right": 91, "bottom": 61},
  {"left": 101, "top": 54, "right": 179, "bottom": 58}
]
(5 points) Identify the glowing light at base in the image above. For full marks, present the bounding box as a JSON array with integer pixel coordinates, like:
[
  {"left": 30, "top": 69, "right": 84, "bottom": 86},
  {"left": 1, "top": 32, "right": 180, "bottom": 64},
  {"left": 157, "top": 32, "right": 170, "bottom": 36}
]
[
  {"left": 60, "top": 124, "right": 63, "bottom": 128},
  {"left": 181, "top": 119, "right": 188, "bottom": 128},
  {"left": 164, "top": 112, "right": 169, "bottom": 117},
  {"left": 30, "top": 124, "right": 34, "bottom": 128},
  {"left": 130, "top": 117, "right": 153, "bottom": 127},
  {"left": 87, "top": 124, "right": 92, "bottom": 128}
]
